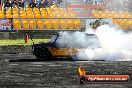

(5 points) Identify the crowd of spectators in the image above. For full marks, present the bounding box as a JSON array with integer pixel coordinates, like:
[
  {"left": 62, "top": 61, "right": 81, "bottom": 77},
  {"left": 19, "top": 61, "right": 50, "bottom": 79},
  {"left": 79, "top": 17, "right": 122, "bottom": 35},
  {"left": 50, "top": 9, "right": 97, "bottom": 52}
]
[
  {"left": 84, "top": 0, "right": 103, "bottom": 5},
  {"left": 3, "top": 0, "right": 63, "bottom": 8},
  {"left": 4, "top": 0, "right": 26, "bottom": 8}
]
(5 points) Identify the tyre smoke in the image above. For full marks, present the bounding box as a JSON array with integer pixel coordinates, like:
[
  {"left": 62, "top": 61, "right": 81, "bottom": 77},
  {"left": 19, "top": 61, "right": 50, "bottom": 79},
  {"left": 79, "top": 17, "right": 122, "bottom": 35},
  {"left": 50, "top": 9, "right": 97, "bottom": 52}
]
[
  {"left": 78, "top": 25, "right": 132, "bottom": 61},
  {"left": 57, "top": 25, "right": 132, "bottom": 61}
]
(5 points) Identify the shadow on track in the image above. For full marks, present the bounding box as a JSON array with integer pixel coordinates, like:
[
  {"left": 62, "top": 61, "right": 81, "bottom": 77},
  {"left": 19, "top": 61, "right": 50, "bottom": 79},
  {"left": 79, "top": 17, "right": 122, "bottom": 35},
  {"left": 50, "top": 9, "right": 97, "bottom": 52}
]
[
  {"left": 9, "top": 58, "right": 105, "bottom": 62},
  {"left": 9, "top": 57, "right": 75, "bottom": 62}
]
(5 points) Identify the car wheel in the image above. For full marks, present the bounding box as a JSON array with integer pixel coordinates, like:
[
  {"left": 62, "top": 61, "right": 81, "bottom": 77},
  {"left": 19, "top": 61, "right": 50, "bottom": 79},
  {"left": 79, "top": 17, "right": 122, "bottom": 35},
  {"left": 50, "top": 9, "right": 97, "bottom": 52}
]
[
  {"left": 35, "top": 47, "right": 51, "bottom": 60},
  {"left": 35, "top": 54, "right": 44, "bottom": 60}
]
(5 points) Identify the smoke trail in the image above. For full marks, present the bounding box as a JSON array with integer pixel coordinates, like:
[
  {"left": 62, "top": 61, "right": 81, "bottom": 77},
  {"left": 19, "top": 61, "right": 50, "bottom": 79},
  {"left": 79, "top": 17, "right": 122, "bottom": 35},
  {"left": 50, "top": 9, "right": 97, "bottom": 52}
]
[
  {"left": 78, "top": 25, "right": 132, "bottom": 61},
  {"left": 56, "top": 25, "right": 132, "bottom": 61},
  {"left": 56, "top": 31, "right": 100, "bottom": 48}
]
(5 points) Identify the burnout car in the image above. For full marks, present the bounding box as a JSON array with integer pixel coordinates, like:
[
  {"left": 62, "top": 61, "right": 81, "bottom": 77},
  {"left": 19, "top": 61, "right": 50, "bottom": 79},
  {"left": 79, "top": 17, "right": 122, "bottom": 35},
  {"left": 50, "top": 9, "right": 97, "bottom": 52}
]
[{"left": 31, "top": 32, "right": 100, "bottom": 60}]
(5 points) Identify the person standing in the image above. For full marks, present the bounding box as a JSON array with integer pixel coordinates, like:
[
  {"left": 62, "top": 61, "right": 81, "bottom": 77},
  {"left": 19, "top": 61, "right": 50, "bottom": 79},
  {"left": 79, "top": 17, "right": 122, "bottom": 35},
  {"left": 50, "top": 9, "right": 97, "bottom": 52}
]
[
  {"left": 65, "top": 1, "right": 71, "bottom": 8},
  {"left": 19, "top": 0, "right": 24, "bottom": 8},
  {"left": 39, "top": 0, "right": 50, "bottom": 8},
  {"left": 12, "top": 0, "right": 18, "bottom": 7},
  {"left": 4, "top": 0, "right": 12, "bottom": 8},
  {"left": 29, "top": 0, "right": 37, "bottom": 8}
]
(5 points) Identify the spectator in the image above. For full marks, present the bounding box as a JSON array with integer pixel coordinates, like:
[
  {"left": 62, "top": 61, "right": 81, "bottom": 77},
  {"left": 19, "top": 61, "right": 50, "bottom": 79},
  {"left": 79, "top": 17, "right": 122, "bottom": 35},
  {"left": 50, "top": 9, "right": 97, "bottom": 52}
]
[
  {"left": 65, "top": 1, "right": 71, "bottom": 8},
  {"left": 53, "top": 0, "right": 62, "bottom": 4},
  {"left": 0, "top": 0, "right": 1, "bottom": 10},
  {"left": 39, "top": 0, "right": 50, "bottom": 8},
  {"left": 24, "top": 1, "right": 29, "bottom": 8},
  {"left": 4, "top": 0, "right": 12, "bottom": 8},
  {"left": 29, "top": 0, "right": 37, "bottom": 8},
  {"left": 51, "top": 1, "right": 59, "bottom": 8},
  {"left": 84, "top": 0, "right": 89, "bottom": 3},
  {"left": 19, "top": 0, "right": 24, "bottom": 8},
  {"left": 12, "top": 0, "right": 18, "bottom": 7},
  {"left": 94, "top": 0, "right": 103, "bottom": 4},
  {"left": 84, "top": 0, "right": 94, "bottom": 4}
]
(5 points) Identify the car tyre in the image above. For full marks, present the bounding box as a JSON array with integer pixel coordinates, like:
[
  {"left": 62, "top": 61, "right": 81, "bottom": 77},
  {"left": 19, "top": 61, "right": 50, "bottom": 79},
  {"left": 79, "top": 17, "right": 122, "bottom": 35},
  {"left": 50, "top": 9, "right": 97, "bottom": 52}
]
[{"left": 35, "top": 47, "right": 51, "bottom": 60}]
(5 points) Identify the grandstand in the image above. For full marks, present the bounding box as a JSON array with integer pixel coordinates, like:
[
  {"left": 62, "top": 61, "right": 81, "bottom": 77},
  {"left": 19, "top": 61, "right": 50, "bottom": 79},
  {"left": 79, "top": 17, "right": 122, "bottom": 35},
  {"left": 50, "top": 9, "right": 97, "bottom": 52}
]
[
  {"left": 1, "top": 0, "right": 131, "bottom": 30},
  {"left": 92, "top": 10, "right": 132, "bottom": 29},
  {"left": 68, "top": 0, "right": 132, "bottom": 30},
  {"left": 0, "top": 7, "right": 80, "bottom": 30},
  {"left": 0, "top": 0, "right": 82, "bottom": 31},
  {"left": 0, "top": 0, "right": 132, "bottom": 39}
]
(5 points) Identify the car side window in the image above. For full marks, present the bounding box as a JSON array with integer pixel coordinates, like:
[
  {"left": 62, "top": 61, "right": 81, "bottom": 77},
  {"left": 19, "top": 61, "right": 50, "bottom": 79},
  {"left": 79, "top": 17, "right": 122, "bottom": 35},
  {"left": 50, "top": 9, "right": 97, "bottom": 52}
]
[{"left": 49, "top": 35, "right": 57, "bottom": 43}]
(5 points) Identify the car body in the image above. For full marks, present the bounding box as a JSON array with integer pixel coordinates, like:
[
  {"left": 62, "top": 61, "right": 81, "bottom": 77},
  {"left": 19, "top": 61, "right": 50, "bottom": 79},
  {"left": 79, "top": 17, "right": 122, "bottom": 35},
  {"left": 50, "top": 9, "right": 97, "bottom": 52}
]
[{"left": 31, "top": 32, "right": 100, "bottom": 60}]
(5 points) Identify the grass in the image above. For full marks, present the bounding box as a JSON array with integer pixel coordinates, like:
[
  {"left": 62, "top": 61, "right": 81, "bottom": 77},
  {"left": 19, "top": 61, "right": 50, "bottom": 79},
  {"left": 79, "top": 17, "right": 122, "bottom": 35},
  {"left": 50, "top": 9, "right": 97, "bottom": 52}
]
[{"left": 0, "top": 39, "right": 50, "bottom": 46}]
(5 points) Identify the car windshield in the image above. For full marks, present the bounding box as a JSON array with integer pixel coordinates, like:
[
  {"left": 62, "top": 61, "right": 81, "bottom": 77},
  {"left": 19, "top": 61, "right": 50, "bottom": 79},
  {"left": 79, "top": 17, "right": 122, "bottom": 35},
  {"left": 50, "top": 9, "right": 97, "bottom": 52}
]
[{"left": 49, "top": 35, "right": 58, "bottom": 43}]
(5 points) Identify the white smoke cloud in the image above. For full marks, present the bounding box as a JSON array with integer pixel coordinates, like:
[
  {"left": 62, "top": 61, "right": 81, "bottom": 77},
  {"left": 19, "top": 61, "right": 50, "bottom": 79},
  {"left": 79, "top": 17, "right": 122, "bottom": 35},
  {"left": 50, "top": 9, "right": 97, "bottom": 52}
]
[
  {"left": 56, "top": 31, "right": 100, "bottom": 48},
  {"left": 95, "top": 25, "right": 132, "bottom": 50},
  {"left": 56, "top": 25, "right": 132, "bottom": 61}
]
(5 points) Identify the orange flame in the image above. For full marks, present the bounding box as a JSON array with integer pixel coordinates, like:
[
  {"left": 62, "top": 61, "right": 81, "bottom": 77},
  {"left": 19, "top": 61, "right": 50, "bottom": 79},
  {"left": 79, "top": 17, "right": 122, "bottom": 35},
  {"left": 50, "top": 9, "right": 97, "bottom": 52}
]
[{"left": 78, "top": 66, "right": 86, "bottom": 76}]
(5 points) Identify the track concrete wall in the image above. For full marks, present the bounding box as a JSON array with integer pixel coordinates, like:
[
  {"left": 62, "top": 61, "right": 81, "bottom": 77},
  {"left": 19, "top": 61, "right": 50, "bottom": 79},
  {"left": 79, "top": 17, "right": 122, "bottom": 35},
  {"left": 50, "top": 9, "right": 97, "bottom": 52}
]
[
  {"left": 0, "top": 32, "right": 52, "bottom": 39},
  {"left": 0, "top": 29, "right": 83, "bottom": 39}
]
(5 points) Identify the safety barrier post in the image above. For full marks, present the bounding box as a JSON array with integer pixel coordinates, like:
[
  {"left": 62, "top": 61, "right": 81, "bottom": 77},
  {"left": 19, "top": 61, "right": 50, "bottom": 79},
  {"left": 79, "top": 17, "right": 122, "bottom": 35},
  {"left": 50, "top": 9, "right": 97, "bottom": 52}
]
[{"left": 25, "top": 33, "right": 29, "bottom": 44}]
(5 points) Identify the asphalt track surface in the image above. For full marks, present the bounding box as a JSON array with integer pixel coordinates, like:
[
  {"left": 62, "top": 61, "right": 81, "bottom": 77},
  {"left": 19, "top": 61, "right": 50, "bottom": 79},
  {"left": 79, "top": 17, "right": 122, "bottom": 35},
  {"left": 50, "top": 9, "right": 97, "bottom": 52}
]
[{"left": 0, "top": 54, "right": 132, "bottom": 88}]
